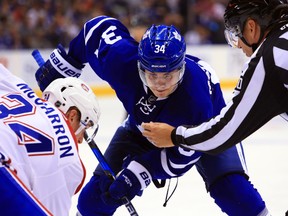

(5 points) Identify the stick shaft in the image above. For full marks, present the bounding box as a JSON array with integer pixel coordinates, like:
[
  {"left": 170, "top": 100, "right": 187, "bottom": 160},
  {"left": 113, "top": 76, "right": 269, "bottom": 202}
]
[
  {"left": 32, "top": 49, "right": 45, "bottom": 67},
  {"left": 84, "top": 132, "right": 139, "bottom": 216}
]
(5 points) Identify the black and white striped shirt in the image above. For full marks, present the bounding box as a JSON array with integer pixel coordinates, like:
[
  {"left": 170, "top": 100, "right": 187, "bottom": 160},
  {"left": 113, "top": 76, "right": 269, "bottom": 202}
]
[{"left": 172, "top": 21, "right": 288, "bottom": 154}]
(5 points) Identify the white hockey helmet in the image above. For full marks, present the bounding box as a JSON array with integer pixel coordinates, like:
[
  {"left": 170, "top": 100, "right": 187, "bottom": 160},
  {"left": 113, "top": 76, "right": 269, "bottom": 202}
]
[{"left": 42, "top": 77, "right": 100, "bottom": 129}]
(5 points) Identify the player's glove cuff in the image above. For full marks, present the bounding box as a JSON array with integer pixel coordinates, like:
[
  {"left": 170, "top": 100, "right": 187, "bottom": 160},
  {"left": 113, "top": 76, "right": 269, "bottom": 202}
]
[
  {"left": 49, "top": 44, "right": 83, "bottom": 78},
  {"left": 35, "top": 44, "right": 84, "bottom": 91},
  {"left": 126, "top": 160, "right": 152, "bottom": 190}
]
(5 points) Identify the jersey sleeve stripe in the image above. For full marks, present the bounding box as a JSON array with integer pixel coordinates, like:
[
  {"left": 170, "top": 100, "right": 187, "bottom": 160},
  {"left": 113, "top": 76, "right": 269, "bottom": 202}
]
[
  {"left": 84, "top": 17, "right": 116, "bottom": 45},
  {"left": 177, "top": 57, "right": 266, "bottom": 152}
]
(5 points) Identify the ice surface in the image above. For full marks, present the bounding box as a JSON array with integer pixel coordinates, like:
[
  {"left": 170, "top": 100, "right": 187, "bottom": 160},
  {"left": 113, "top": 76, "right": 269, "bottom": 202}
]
[{"left": 69, "top": 95, "right": 288, "bottom": 216}]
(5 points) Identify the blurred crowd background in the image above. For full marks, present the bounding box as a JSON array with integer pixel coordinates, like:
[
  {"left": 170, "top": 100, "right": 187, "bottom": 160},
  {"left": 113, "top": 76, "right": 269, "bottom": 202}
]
[{"left": 0, "top": 0, "right": 229, "bottom": 49}]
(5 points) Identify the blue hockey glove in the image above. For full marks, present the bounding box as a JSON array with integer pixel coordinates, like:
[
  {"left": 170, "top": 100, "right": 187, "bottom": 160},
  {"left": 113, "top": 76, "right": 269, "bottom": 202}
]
[
  {"left": 35, "top": 44, "right": 84, "bottom": 91},
  {"left": 99, "top": 174, "right": 114, "bottom": 193},
  {"left": 101, "top": 161, "right": 152, "bottom": 207}
]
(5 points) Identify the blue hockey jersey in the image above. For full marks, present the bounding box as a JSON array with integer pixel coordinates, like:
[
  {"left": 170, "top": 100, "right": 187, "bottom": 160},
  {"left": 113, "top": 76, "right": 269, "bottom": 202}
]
[{"left": 67, "top": 16, "right": 226, "bottom": 179}]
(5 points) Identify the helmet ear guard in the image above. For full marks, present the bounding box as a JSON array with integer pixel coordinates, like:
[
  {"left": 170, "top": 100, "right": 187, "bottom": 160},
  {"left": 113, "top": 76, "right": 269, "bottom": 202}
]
[{"left": 42, "top": 77, "right": 101, "bottom": 129}]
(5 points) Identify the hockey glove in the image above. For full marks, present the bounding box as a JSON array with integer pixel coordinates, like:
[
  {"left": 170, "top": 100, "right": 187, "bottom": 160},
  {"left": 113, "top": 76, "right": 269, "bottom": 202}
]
[
  {"left": 35, "top": 44, "right": 84, "bottom": 91},
  {"left": 101, "top": 161, "right": 152, "bottom": 206}
]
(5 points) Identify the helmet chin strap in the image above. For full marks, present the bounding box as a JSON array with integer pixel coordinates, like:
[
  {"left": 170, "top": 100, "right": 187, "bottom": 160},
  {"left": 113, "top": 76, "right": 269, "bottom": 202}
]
[{"left": 240, "top": 27, "right": 266, "bottom": 52}]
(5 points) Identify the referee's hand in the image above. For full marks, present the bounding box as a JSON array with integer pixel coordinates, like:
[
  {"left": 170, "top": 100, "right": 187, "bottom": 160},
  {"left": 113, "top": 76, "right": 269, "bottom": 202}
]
[{"left": 141, "top": 122, "right": 175, "bottom": 148}]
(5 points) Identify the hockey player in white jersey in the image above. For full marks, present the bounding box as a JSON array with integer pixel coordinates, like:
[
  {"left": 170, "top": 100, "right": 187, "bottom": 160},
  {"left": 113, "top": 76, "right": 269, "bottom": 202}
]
[{"left": 0, "top": 64, "right": 100, "bottom": 216}]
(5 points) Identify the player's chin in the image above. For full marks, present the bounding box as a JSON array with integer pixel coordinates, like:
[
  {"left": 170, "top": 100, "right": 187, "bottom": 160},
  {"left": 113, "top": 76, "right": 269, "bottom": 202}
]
[
  {"left": 151, "top": 89, "right": 170, "bottom": 98},
  {"left": 155, "top": 92, "right": 169, "bottom": 98}
]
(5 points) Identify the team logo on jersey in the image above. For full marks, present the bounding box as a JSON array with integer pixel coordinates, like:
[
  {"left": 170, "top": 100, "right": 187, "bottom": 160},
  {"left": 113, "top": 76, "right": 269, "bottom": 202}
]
[{"left": 136, "top": 96, "right": 156, "bottom": 115}]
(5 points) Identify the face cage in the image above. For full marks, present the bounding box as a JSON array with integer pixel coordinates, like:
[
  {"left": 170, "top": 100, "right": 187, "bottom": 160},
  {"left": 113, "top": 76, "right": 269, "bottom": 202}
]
[{"left": 137, "top": 61, "right": 185, "bottom": 89}]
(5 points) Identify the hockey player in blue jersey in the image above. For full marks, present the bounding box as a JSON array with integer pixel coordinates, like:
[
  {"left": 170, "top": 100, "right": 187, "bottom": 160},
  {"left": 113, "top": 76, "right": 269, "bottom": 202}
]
[
  {"left": 35, "top": 16, "right": 269, "bottom": 215},
  {"left": 142, "top": 0, "right": 288, "bottom": 154}
]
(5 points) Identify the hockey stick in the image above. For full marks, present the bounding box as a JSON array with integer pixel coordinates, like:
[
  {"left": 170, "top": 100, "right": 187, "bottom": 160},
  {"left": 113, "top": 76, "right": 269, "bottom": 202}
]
[
  {"left": 84, "top": 130, "right": 139, "bottom": 216},
  {"left": 32, "top": 49, "right": 45, "bottom": 67},
  {"left": 32, "top": 50, "right": 139, "bottom": 216}
]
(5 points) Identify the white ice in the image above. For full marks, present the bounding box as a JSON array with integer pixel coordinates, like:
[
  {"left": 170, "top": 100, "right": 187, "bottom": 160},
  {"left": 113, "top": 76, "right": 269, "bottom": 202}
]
[{"left": 69, "top": 93, "right": 288, "bottom": 216}]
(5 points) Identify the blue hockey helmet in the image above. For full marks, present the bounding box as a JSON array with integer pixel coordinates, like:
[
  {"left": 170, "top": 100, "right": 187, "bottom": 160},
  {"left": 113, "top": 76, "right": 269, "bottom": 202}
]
[{"left": 138, "top": 24, "right": 186, "bottom": 73}]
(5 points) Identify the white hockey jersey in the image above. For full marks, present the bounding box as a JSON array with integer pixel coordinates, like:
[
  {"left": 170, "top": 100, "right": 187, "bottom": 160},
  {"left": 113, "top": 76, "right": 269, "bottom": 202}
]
[{"left": 0, "top": 64, "right": 85, "bottom": 216}]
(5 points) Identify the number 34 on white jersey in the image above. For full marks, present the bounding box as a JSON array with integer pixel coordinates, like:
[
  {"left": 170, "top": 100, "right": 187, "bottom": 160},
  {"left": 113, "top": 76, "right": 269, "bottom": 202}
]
[{"left": 0, "top": 64, "right": 85, "bottom": 216}]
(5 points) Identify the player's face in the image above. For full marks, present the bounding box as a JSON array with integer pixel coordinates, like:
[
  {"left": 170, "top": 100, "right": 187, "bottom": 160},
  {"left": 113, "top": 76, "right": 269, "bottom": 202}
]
[
  {"left": 75, "top": 120, "right": 94, "bottom": 144},
  {"left": 74, "top": 122, "right": 86, "bottom": 143},
  {"left": 144, "top": 69, "right": 181, "bottom": 98}
]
